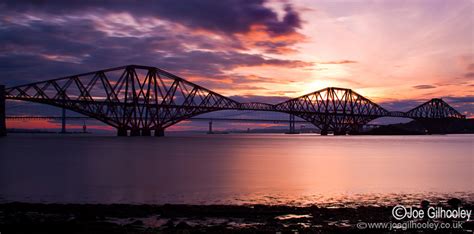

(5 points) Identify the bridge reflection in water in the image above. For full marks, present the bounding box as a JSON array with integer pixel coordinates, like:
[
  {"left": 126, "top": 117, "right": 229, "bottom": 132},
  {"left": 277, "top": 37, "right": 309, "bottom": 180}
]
[{"left": 1, "top": 65, "right": 465, "bottom": 136}]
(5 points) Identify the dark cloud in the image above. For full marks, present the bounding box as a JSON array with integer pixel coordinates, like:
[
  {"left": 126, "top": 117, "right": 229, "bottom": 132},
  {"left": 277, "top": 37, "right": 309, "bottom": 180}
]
[
  {"left": 319, "top": 60, "right": 357, "bottom": 64},
  {"left": 413, "top": 84, "right": 436, "bottom": 89},
  {"left": 444, "top": 96, "right": 474, "bottom": 104},
  {"left": 254, "top": 41, "right": 298, "bottom": 54},
  {"left": 0, "top": 0, "right": 305, "bottom": 56},
  {"left": 0, "top": 10, "right": 310, "bottom": 87},
  {"left": 0, "top": 0, "right": 309, "bottom": 89},
  {"left": 443, "top": 96, "right": 474, "bottom": 117},
  {"left": 1, "top": 0, "right": 301, "bottom": 35},
  {"left": 465, "top": 72, "right": 474, "bottom": 78},
  {"left": 379, "top": 99, "right": 424, "bottom": 112}
]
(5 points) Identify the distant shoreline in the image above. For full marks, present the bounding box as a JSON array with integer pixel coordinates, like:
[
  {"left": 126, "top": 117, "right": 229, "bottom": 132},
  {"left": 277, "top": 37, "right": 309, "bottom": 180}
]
[
  {"left": 7, "top": 130, "right": 90, "bottom": 134},
  {"left": 6, "top": 118, "right": 474, "bottom": 135}
]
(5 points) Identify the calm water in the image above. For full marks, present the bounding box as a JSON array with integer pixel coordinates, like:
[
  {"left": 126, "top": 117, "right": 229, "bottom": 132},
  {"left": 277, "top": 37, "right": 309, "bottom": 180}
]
[{"left": 0, "top": 134, "right": 473, "bottom": 206}]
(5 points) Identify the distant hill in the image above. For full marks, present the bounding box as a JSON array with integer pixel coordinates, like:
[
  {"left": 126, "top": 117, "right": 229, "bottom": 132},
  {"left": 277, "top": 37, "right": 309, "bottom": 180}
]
[
  {"left": 363, "top": 118, "right": 474, "bottom": 135},
  {"left": 227, "top": 119, "right": 474, "bottom": 135}
]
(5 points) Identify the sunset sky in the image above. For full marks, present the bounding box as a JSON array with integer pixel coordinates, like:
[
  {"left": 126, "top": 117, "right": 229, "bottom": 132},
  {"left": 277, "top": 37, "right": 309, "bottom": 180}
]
[{"left": 1, "top": 0, "right": 473, "bottom": 130}]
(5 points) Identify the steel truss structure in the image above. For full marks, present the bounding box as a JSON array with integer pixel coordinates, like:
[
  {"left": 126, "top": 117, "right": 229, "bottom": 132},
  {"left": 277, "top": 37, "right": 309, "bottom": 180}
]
[
  {"left": 405, "top": 98, "right": 465, "bottom": 119},
  {"left": 275, "top": 87, "right": 390, "bottom": 135},
  {"left": 4, "top": 65, "right": 465, "bottom": 136}
]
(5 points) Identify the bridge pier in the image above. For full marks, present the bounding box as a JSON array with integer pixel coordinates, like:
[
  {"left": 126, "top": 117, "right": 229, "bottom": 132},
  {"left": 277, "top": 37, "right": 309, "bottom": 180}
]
[
  {"left": 0, "top": 85, "right": 6, "bottom": 137},
  {"left": 348, "top": 125, "right": 362, "bottom": 135},
  {"left": 117, "top": 128, "right": 128, "bottom": 136},
  {"left": 207, "top": 120, "right": 213, "bottom": 134},
  {"left": 154, "top": 128, "right": 164, "bottom": 137},
  {"left": 130, "top": 128, "right": 141, "bottom": 136},
  {"left": 320, "top": 129, "right": 328, "bottom": 136},
  {"left": 117, "top": 127, "right": 164, "bottom": 136},
  {"left": 348, "top": 129, "right": 359, "bottom": 135},
  {"left": 61, "top": 107, "right": 66, "bottom": 133},
  {"left": 141, "top": 128, "right": 151, "bottom": 136},
  {"left": 286, "top": 114, "right": 298, "bottom": 134}
]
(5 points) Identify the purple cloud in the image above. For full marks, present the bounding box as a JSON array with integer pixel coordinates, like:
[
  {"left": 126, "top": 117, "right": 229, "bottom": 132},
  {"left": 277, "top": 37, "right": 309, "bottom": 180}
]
[
  {"left": 1, "top": 0, "right": 301, "bottom": 35},
  {"left": 413, "top": 84, "right": 437, "bottom": 89},
  {"left": 0, "top": 4, "right": 310, "bottom": 88}
]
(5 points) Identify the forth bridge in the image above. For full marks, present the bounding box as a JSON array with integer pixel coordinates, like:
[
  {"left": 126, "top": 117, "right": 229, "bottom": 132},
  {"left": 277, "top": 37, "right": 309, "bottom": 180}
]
[{"left": 0, "top": 65, "right": 465, "bottom": 137}]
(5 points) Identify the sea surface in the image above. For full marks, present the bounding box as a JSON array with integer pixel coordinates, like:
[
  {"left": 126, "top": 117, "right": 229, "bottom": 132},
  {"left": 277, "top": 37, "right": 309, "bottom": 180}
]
[{"left": 0, "top": 134, "right": 473, "bottom": 206}]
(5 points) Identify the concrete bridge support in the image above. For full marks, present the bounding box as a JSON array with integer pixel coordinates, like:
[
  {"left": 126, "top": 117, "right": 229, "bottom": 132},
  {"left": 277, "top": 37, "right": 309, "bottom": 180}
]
[
  {"left": 320, "top": 127, "right": 329, "bottom": 136},
  {"left": 117, "top": 127, "right": 165, "bottom": 136},
  {"left": 0, "top": 85, "right": 6, "bottom": 137},
  {"left": 61, "top": 107, "right": 66, "bottom": 133},
  {"left": 207, "top": 120, "right": 213, "bottom": 134},
  {"left": 333, "top": 130, "right": 346, "bottom": 135},
  {"left": 286, "top": 114, "right": 298, "bottom": 134},
  {"left": 130, "top": 128, "right": 141, "bottom": 136},
  {"left": 154, "top": 128, "right": 165, "bottom": 137},
  {"left": 141, "top": 128, "right": 151, "bottom": 136},
  {"left": 117, "top": 128, "right": 128, "bottom": 136},
  {"left": 348, "top": 124, "right": 362, "bottom": 135}
]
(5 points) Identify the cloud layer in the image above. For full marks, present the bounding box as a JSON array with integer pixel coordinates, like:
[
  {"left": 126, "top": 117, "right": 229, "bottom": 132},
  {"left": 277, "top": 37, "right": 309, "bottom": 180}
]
[{"left": 0, "top": 0, "right": 309, "bottom": 92}]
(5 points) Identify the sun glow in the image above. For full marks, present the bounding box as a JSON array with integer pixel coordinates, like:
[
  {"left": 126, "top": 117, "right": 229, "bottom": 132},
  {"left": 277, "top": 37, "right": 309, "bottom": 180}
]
[{"left": 299, "top": 79, "right": 333, "bottom": 95}]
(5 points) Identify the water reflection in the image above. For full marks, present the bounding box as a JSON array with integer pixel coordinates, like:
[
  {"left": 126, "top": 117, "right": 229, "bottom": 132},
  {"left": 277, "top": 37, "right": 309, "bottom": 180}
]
[{"left": 0, "top": 134, "right": 472, "bottom": 206}]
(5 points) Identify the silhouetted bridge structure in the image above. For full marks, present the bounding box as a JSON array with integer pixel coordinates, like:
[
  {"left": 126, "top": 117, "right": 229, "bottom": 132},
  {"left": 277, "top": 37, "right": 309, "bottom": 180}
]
[{"left": 0, "top": 65, "right": 465, "bottom": 136}]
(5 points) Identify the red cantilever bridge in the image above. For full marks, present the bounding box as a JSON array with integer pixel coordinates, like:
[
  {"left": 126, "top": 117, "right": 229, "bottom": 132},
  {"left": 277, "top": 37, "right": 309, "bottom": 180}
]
[{"left": 1, "top": 65, "right": 465, "bottom": 136}]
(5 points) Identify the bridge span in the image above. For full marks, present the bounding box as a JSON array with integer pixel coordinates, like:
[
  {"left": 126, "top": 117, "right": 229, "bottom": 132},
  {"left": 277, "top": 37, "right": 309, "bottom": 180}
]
[{"left": 0, "top": 65, "right": 465, "bottom": 136}]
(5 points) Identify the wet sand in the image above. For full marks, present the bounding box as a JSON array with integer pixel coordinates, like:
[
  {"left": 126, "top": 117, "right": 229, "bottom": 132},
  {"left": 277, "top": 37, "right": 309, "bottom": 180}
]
[{"left": 1, "top": 200, "right": 472, "bottom": 233}]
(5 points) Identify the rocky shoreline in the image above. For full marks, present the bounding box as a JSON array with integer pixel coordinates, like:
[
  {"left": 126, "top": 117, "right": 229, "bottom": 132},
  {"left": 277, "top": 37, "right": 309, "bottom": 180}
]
[{"left": 1, "top": 200, "right": 473, "bottom": 233}]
